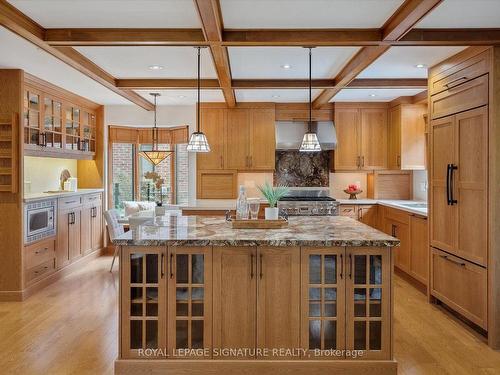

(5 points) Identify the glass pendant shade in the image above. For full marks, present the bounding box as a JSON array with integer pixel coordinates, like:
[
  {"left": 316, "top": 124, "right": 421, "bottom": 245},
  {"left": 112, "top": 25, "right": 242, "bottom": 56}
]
[
  {"left": 138, "top": 149, "right": 173, "bottom": 166},
  {"left": 186, "top": 131, "right": 210, "bottom": 152},
  {"left": 300, "top": 132, "right": 322, "bottom": 152}
]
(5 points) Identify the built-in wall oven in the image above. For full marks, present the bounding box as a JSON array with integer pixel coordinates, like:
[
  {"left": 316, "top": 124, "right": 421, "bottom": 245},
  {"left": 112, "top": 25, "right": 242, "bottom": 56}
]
[{"left": 24, "top": 199, "right": 57, "bottom": 244}]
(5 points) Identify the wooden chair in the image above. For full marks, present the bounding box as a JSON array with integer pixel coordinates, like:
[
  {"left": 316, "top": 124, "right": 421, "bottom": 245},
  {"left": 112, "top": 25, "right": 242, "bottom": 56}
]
[{"left": 104, "top": 209, "right": 125, "bottom": 272}]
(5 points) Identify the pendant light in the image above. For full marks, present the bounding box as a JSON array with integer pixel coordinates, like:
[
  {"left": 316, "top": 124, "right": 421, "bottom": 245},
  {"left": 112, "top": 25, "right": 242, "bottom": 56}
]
[
  {"left": 138, "top": 93, "right": 174, "bottom": 166},
  {"left": 300, "top": 47, "right": 321, "bottom": 152},
  {"left": 187, "top": 47, "right": 211, "bottom": 152}
]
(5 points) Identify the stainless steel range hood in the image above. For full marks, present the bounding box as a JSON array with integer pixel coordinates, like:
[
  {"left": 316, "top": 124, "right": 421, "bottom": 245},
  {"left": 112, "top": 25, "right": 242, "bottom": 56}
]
[{"left": 275, "top": 121, "right": 337, "bottom": 151}]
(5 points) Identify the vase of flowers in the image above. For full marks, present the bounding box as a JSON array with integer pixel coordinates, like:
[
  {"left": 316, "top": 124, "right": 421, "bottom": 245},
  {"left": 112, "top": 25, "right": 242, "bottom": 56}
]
[
  {"left": 144, "top": 171, "right": 166, "bottom": 215},
  {"left": 257, "top": 181, "right": 289, "bottom": 220}
]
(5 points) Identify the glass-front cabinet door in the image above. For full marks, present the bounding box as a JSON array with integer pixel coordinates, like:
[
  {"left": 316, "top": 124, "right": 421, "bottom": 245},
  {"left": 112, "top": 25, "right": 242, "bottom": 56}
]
[
  {"left": 167, "top": 246, "right": 212, "bottom": 358},
  {"left": 121, "top": 246, "right": 166, "bottom": 359},
  {"left": 43, "top": 97, "right": 63, "bottom": 149},
  {"left": 23, "top": 89, "right": 41, "bottom": 145},
  {"left": 301, "top": 247, "right": 345, "bottom": 358},
  {"left": 346, "top": 247, "right": 391, "bottom": 360}
]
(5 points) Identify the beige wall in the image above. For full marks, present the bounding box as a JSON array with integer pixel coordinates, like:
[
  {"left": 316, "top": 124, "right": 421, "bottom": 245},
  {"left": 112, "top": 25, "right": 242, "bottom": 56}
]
[
  {"left": 24, "top": 156, "right": 78, "bottom": 193},
  {"left": 237, "top": 172, "right": 274, "bottom": 198},
  {"left": 329, "top": 172, "right": 368, "bottom": 199}
]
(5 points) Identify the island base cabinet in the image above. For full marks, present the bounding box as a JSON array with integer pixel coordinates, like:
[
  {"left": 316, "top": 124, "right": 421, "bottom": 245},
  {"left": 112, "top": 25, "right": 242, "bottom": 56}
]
[
  {"left": 346, "top": 247, "right": 391, "bottom": 360},
  {"left": 167, "top": 247, "right": 212, "bottom": 359},
  {"left": 213, "top": 247, "right": 257, "bottom": 359},
  {"left": 301, "top": 247, "right": 346, "bottom": 358},
  {"left": 120, "top": 246, "right": 166, "bottom": 359},
  {"left": 257, "top": 247, "right": 301, "bottom": 358}
]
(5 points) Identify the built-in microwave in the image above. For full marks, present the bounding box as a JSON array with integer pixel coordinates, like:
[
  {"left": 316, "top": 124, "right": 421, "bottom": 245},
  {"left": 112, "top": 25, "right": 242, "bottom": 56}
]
[{"left": 24, "top": 199, "right": 57, "bottom": 244}]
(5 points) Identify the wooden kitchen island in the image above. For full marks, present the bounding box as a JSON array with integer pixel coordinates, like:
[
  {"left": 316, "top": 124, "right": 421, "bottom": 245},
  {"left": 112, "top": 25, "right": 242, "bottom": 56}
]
[{"left": 113, "top": 215, "right": 399, "bottom": 375}]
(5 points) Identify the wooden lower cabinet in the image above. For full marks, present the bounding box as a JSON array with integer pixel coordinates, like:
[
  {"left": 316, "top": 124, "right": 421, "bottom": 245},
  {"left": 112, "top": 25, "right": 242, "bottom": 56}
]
[
  {"left": 81, "top": 201, "right": 103, "bottom": 255},
  {"left": 301, "top": 247, "right": 346, "bottom": 357},
  {"left": 257, "top": 247, "right": 301, "bottom": 357},
  {"left": 56, "top": 207, "right": 81, "bottom": 268},
  {"left": 346, "top": 247, "right": 391, "bottom": 359},
  {"left": 120, "top": 246, "right": 167, "bottom": 359},
  {"left": 213, "top": 247, "right": 257, "bottom": 359},
  {"left": 409, "top": 215, "right": 428, "bottom": 284},
  {"left": 167, "top": 246, "right": 212, "bottom": 358},
  {"left": 430, "top": 247, "right": 487, "bottom": 329},
  {"left": 358, "top": 205, "right": 378, "bottom": 228},
  {"left": 385, "top": 218, "right": 410, "bottom": 273}
]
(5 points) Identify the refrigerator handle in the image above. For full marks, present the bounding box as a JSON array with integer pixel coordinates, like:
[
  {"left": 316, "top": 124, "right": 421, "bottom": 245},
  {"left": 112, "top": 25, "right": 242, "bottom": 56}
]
[
  {"left": 446, "top": 164, "right": 452, "bottom": 205},
  {"left": 450, "top": 164, "right": 458, "bottom": 205}
]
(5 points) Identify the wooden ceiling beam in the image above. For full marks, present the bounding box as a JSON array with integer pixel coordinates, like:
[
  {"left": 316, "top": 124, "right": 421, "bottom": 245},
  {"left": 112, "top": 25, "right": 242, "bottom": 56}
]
[
  {"left": 0, "top": 1, "right": 154, "bottom": 110},
  {"left": 194, "top": 0, "right": 236, "bottom": 107},
  {"left": 116, "top": 78, "right": 426, "bottom": 90},
  {"left": 382, "top": 0, "right": 443, "bottom": 41},
  {"left": 222, "top": 29, "right": 382, "bottom": 46},
  {"left": 45, "top": 28, "right": 206, "bottom": 46},
  {"left": 399, "top": 28, "right": 500, "bottom": 45},
  {"left": 312, "top": 45, "right": 390, "bottom": 109}
]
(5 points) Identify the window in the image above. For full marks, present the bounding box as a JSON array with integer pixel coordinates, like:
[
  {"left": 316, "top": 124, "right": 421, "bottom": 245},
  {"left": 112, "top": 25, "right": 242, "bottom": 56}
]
[{"left": 109, "top": 126, "right": 189, "bottom": 212}]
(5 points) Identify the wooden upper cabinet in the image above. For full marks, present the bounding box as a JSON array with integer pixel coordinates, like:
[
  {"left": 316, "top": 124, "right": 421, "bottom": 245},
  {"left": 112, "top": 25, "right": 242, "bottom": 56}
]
[
  {"left": 249, "top": 109, "right": 275, "bottom": 170},
  {"left": 334, "top": 108, "right": 360, "bottom": 171},
  {"left": 197, "top": 108, "right": 226, "bottom": 170},
  {"left": 360, "top": 108, "right": 387, "bottom": 170},
  {"left": 388, "top": 104, "right": 427, "bottom": 170},
  {"left": 226, "top": 109, "right": 251, "bottom": 170},
  {"left": 334, "top": 105, "right": 388, "bottom": 171}
]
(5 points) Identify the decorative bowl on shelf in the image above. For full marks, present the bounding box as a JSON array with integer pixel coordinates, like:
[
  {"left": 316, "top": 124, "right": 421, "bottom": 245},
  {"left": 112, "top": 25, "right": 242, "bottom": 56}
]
[{"left": 344, "top": 189, "right": 363, "bottom": 200}]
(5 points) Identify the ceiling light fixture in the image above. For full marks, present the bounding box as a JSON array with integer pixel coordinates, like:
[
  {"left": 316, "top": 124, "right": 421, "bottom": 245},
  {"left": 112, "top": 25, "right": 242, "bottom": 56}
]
[
  {"left": 148, "top": 65, "right": 164, "bottom": 71},
  {"left": 138, "top": 93, "right": 174, "bottom": 166},
  {"left": 300, "top": 47, "right": 321, "bottom": 153},
  {"left": 178, "top": 95, "right": 186, "bottom": 98},
  {"left": 187, "top": 47, "right": 210, "bottom": 153},
  {"left": 369, "top": 94, "right": 377, "bottom": 97},
  {"left": 281, "top": 64, "right": 292, "bottom": 69},
  {"left": 415, "top": 64, "right": 427, "bottom": 68},
  {"left": 272, "top": 95, "right": 280, "bottom": 98}
]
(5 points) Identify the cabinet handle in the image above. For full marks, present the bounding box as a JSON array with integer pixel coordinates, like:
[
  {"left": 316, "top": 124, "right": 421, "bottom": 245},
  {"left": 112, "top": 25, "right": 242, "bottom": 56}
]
[
  {"left": 65, "top": 200, "right": 78, "bottom": 204},
  {"left": 161, "top": 253, "right": 165, "bottom": 278},
  {"left": 348, "top": 254, "right": 353, "bottom": 279},
  {"left": 35, "top": 247, "right": 48, "bottom": 255},
  {"left": 444, "top": 76, "right": 467, "bottom": 89},
  {"left": 397, "top": 155, "right": 401, "bottom": 167},
  {"left": 340, "top": 253, "right": 344, "bottom": 279},
  {"left": 259, "top": 253, "right": 263, "bottom": 279},
  {"left": 250, "top": 156, "right": 252, "bottom": 168},
  {"left": 220, "top": 155, "right": 223, "bottom": 169},
  {"left": 440, "top": 254, "right": 466, "bottom": 267},
  {"left": 449, "top": 164, "right": 458, "bottom": 205},
  {"left": 391, "top": 224, "right": 396, "bottom": 237},
  {"left": 356, "top": 156, "right": 360, "bottom": 168},
  {"left": 250, "top": 253, "right": 254, "bottom": 279},
  {"left": 169, "top": 253, "right": 174, "bottom": 279},
  {"left": 361, "top": 156, "right": 365, "bottom": 167}
]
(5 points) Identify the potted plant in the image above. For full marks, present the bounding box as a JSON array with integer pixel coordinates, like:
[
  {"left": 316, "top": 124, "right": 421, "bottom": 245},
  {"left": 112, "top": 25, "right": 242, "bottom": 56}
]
[
  {"left": 144, "top": 171, "right": 166, "bottom": 215},
  {"left": 257, "top": 181, "right": 289, "bottom": 220}
]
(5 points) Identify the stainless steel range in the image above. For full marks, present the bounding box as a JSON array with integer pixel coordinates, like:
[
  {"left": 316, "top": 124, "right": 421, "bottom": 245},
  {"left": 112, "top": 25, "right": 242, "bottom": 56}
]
[{"left": 277, "top": 189, "right": 339, "bottom": 216}]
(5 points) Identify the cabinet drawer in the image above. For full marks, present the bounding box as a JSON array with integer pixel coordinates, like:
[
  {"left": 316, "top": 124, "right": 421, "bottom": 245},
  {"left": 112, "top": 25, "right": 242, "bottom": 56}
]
[
  {"left": 25, "top": 258, "right": 56, "bottom": 285},
  {"left": 83, "top": 193, "right": 102, "bottom": 205},
  {"left": 383, "top": 207, "right": 409, "bottom": 225},
  {"left": 58, "top": 196, "right": 82, "bottom": 210},
  {"left": 340, "top": 205, "right": 357, "bottom": 218},
  {"left": 429, "top": 51, "right": 490, "bottom": 96},
  {"left": 24, "top": 237, "right": 56, "bottom": 270},
  {"left": 430, "top": 248, "right": 487, "bottom": 329},
  {"left": 430, "top": 75, "right": 488, "bottom": 119}
]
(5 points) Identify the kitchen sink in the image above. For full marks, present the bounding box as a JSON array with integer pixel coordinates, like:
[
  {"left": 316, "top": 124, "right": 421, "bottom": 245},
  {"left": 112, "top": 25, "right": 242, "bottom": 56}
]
[{"left": 400, "top": 203, "right": 427, "bottom": 209}]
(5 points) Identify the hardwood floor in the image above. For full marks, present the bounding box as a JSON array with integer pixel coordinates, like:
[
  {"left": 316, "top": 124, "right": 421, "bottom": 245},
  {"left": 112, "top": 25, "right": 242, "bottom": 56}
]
[{"left": 0, "top": 255, "right": 499, "bottom": 375}]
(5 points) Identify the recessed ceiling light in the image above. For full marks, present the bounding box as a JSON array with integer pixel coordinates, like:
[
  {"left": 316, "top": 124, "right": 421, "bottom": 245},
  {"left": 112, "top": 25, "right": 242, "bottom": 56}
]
[
  {"left": 415, "top": 64, "right": 427, "bottom": 68},
  {"left": 178, "top": 95, "right": 186, "bottom": 98},
  {"left": 281, "top": 64, "right": 292, "bottom": 69},
  {"left": 272, "top": 95, "right": 280, "bottom": 98},
  {"left": 148, "top": 65, "right": 164, "bottom": 71},
  {"left": 369, "top": 94, "right": 377, "bottom": 97}
]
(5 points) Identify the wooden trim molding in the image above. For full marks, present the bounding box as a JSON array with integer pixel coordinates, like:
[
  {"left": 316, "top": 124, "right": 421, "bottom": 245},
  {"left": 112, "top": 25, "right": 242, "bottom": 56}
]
[{"left": 108, "top": 125, "right": 189, "bottom": 144}]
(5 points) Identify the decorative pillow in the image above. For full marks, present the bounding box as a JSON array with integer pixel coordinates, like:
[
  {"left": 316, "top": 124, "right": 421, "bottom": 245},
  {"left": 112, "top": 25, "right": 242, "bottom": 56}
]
[
  {"left": 137, "top": 201, "right": 156, "bottom": 211},
  {"left": 122, "top": 201, "right": 140, "bottom": 217}
]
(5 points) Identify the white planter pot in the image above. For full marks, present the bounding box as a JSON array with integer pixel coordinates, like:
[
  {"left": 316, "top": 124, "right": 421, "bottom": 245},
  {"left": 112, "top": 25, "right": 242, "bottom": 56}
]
[{"left": 265, "top": 207, "right": 279, "bottom": 220}]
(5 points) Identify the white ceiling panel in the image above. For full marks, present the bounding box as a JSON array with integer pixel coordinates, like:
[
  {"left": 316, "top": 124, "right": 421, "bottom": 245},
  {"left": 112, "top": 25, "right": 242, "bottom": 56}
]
[
  {"left": 236, "top": 89, "right": 322, "bottom": 103},
  {"left": 417, "top": 0, "right": 500, "bottom": 28},
  {"left": 7, "top": 0, "right": 201, "bottom": 28},
  {"left": 221, "top": 0, "right": 404, "bottom": 28},
  {"left": 332, "top": 88, "right": 425, "bottom": 102},
  {"left": 229, "top": 47, "right": 360, "bottom": 79},
  {"left": 135, "top": 90, "right": 225, "bottom": 105},
  {"left": 74, "top": 47, "right": 217, "bottom": 79},
  {"left": 0, "top": 27, "right": 129, "bottom": 105},
  {"left": 358, "top": 46, "right": 466, "bottom": 79}
]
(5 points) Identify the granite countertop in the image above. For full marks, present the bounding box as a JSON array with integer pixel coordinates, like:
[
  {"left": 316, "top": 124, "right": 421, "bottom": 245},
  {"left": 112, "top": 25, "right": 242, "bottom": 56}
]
[
  {"left": 24, "top": 188, "right": 104, "bottom": 202},
  {"left": 181, "top": 199, "right": 268, "bottom": 211},
  {"left": 113, "top": 215, "right": 400, "bottom": 248}
]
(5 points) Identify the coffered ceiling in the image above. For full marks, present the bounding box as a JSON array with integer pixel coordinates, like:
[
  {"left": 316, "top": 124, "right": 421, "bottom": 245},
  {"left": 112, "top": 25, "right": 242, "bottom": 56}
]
[{"left": 1, "top": 0, "right": 498, "bottom": 108}]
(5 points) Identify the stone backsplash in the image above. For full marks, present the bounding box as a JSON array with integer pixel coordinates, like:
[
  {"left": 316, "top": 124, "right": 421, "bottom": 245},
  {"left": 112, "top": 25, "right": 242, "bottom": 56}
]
[{"left": 274, "top": 151, "right": 330, "bottom": 187}]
